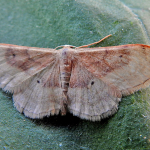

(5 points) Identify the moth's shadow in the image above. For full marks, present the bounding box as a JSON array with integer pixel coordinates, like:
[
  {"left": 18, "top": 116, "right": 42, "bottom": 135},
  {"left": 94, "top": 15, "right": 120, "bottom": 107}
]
[
  {"left": 32, "top": 113, "right": 81, "bottom": 127},
  {"left": 32, "top": 113, "right": 110, "bottom": 129}
]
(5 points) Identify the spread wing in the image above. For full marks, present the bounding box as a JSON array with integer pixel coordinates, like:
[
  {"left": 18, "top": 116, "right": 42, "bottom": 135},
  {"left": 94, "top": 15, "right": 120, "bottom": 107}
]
[
  {"left": 67, "top": 44, "right": 150, "bottom": 121},
  {"left": 0, "top": 44, "right": 62, "bottom": 118}
]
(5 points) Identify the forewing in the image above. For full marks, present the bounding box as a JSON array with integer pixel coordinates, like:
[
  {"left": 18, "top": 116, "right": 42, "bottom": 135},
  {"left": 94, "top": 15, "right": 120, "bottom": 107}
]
[
  {"left": 0, "top": 44, "right": 62, "bottom": 118},
  {"left": 74, "top": 44, "right": 150, "bottom": 96}
]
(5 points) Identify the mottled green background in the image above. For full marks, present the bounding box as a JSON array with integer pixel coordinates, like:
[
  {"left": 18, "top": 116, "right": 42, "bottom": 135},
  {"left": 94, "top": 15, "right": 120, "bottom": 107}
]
[{"left": 0, "top": 0, "right": 150, "bottom": 149}]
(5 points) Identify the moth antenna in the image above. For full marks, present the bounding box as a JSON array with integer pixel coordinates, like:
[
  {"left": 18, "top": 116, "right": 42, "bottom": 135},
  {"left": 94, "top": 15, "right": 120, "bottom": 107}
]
[{"left": 76, "top": 34, "right": 112, "bottom": 48}]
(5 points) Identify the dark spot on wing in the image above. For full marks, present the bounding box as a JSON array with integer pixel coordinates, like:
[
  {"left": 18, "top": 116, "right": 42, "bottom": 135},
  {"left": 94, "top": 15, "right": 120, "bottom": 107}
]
[
  {"left": 37, "top": 80, "right": 40, "bottom": 83},
  {"left": 142, "top": 46, "right": 146, "bottom": 50},
  {"left": 91, "top": 81, "right": 94, "bottom": 85}
]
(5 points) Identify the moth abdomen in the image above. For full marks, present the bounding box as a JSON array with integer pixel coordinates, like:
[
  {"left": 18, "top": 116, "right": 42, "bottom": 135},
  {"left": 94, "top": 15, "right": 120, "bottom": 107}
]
[{"left": 59, "top": 48, "right": 72, "bottom": 92}]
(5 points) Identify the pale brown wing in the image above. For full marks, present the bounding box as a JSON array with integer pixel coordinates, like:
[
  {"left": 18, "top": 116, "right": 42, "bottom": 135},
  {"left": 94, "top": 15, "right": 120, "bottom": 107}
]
[
  {"left": 75, "top": 44, "right": 150, "bottom": 96},
  {"left": 13, "top": 63, "right": 62, "bottom": 119},
  {"left": 0, "top": 44, "right": 62, "bottom": 118},
  {"left": 67, "top": 60, "right": 121, "bottom": 121},
  {"left": 67, "top": 44, "right": 150, "bottom": 121}
]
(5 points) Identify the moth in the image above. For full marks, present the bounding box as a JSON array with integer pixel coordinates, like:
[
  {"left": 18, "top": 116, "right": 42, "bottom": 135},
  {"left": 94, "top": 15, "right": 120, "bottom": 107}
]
[{"left": 0, "top": 35, "right": 150, "bottom": 121}]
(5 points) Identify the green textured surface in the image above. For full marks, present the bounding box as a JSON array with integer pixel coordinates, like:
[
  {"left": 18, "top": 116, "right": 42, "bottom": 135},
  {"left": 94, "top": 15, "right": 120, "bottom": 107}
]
[{"left": 0, "top": 0, "right": 150, "bottom": 149}]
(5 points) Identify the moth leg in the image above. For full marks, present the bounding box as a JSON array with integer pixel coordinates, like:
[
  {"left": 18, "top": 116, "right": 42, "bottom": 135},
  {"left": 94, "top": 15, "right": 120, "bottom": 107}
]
[{"left": 76, "top": 34, "right": 112, "bottom": 48}]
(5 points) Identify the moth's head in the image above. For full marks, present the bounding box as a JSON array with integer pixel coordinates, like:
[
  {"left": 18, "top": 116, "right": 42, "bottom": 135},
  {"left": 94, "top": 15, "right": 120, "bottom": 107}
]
[{"left": 55, "top": 45, "right": 76, "bottom": 50}]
